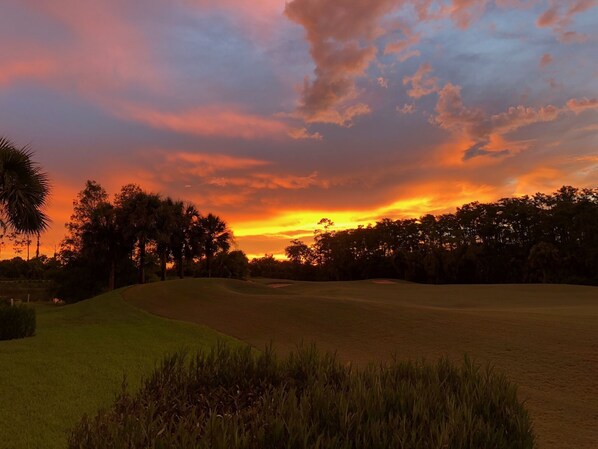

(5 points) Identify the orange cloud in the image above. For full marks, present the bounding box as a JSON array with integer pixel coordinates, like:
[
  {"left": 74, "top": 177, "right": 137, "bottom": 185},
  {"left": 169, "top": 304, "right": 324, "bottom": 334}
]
[
  {"left": 207, "top": 172, "right": 323, "bottom": 191},
  {"left": 383, "top": 22, "right": 421, "bottom": 62},
  {"left": 490, "top": 105, "right": 561, "bottom": 134},
  {"left": 447, "top": 0, "right": 488, "bottom": 29},
  {"left": 513, "top": 166, "right": 565, "bottom": 196},
  {"left": 288, "top": 128, "right": 323, "bottom": 140},
  {"left": 0, "top": 59, "right": 56, "bottom": 87},
  {"left": 118, "top": 104, "right": 289, "bottom": 139},
  {"left": 566, "top": 97, "right": 598, "bottom": 113},
  {"left": 403, "top": 63, "right": 439, "bottom": 99},
  {"left": 164, "top": 152, "right": 270, "bottom": 176},
  {"left": 397, "top": 103, "right": 416, "bottom": 114},
  {"left": 536, "top": 0, "right": 596, "bottom": 43},
  {"left": 540, "top": 53, "right": 553, "bottom": 67},
  {"left": 429, "top": 82, "right": 596, "bottom": 163},
  {"left": 433, "top": 82, "right": 487, "bottom": 136}
]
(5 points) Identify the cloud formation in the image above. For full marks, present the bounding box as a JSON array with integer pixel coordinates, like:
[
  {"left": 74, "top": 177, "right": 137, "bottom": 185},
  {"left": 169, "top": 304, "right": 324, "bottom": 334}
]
[
  {"left": 288, "top": 128, "right": 324, "bottom": 140},
  {"left": 566, "top": 97, "right": 598, "bottom": 113},
  {"left": 536, "top": 0, "right": 597, "bottom": 42},
  {"left": 284, "top": 0, "right": 400, "bottom": 125},
  {"left": 403, "top": 63, "right": 439, "bottom": 99},
  {"left": 431, "top": 78, "right": 596, "bottom": 162},
  {"left": 540, "top": 53, "right": 553, "bottom": 67},
  {"left": 118, "top": 105, "right": 289, "bottom": 139},
  {"left": 0, "top": 59, "right": 56, "bottom": 87}
]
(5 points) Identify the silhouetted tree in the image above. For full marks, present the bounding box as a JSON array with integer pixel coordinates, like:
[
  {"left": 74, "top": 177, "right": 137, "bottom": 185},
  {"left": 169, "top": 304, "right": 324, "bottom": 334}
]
[
  {"left": 0, "top": 137, "right": 49, "bottom": 235},
  {"left": 115, "top": 185, "right": 162, "bottom": 284},
  {"left": 198, "top": 214, "right": 231, "bottom": 277}
]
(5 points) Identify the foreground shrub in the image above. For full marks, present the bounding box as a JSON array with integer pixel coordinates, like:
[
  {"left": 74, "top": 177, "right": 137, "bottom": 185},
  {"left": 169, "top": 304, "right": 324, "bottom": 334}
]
[
  {"left": 0, "top": 304, "right": 36, "bottom": 340},
  {"left": 69, "top": 344, "right": 535, "bottom": 449}
]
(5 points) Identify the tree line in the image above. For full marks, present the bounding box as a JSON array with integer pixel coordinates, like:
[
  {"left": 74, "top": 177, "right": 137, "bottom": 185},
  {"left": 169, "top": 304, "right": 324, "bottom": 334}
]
[
  {"left": 55, "top": 180, "right": 247, "bottom": 300},
  {"left": 250, "top": 186, "right": 598, "bottom": 285}
]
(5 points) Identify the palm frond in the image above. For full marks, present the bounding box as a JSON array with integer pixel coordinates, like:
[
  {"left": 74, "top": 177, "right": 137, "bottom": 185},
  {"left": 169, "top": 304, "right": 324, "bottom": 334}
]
[{"left": 0, "top": 137, "right": 50, "bottom": 233}]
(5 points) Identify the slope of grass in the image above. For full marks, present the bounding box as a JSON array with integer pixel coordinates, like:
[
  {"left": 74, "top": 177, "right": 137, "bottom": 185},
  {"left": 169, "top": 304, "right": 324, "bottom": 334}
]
[
  {"left": 126, "top": 278, "right": 598, "bottom": 449},
  {"left": 0, "top": 289, "right": 236, "bottom": 449}
]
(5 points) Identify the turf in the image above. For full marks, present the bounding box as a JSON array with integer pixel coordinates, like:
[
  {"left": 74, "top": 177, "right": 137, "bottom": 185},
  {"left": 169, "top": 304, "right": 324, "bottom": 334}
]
[
  {"left": 125, "top": 278, "right": 598, "bottom": 449},
  {"left": 0, "top": 289, "right": 236, "bottom": 449}
]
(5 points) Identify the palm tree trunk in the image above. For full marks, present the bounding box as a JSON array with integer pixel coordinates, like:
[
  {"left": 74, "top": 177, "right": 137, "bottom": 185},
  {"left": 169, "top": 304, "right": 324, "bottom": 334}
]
[
  {"left": 160, "top": 250, "right": 167, "bottom": 281},
  {"left": 108, "top": 259, "right": 115, "bottom": 291},
  {"left": 138, "top": 238, "right": 146, "bottom": 284},
  {"left": 177, "top": 255, "right": 184, "bottom": 279}
]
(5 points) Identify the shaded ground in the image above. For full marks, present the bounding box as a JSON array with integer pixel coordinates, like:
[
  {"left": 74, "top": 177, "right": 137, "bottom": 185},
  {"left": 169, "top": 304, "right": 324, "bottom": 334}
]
[{"left": 126, "top": 278, "right": 598, "bottom": 449}]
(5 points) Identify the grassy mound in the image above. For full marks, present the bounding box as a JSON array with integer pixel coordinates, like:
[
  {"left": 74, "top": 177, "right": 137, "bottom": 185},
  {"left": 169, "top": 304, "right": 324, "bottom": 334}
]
[
  {"left": 0, "top": 289, "right": 237, "bottom": 449},
  {"left": 125, "top": 278, "right": 598, "bottom": 448},
  {"left": 70, "top": 344, "right": 535, "bottom": 449}
]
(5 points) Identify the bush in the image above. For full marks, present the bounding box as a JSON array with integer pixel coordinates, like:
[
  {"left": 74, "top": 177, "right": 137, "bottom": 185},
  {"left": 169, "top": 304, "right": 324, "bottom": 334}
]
[
  {"left": 69, "top": 344, "right": 535, "bottom": 449},
  {"left": 0, "top": 304, "right": 36, "bottom": 340}
]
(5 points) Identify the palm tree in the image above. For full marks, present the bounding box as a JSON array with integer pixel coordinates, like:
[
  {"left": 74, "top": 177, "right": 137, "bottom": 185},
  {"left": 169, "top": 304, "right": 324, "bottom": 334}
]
[
  {"left": 155, "top": 197, "right": 182, "bottom": 281},
  {"left": 198, "top": 213, "right": 231, "bottom": 277},
  {"left": 0, "top": 137, "right": 49, "bottom": 235},
  {"left": 115, "top": 185, "right": 162, "bottom": 284}
]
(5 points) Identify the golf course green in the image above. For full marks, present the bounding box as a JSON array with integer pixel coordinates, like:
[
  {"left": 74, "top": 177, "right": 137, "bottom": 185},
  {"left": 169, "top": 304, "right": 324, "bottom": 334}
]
[
  {"left": 1, "top": 278, "right": 596, "bottom": 448},
  {"left": 126, "top": 278, "right": 598, "bottom": 449}
]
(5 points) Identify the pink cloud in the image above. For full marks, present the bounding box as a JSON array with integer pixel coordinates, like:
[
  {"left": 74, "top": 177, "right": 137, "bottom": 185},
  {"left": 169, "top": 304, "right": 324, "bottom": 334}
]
[
  {"left": 397, "top": 103, "right": 416, "bottom": 114},
  {"left": 383, "top": 22, "right": 421, "bottom": 61},
  {"left": 288, "top": 128, "right": 324, "bottom": 140},
  {"left": 491, "top": 105, "right": 561, "bottom": 134},
  {"left": 118, "top": 104, "right": 289, "bottom": 140},
  {"left": 566, "top": 97, "right": 598, "bottom": 113},
  {"left": 164, "top": 152, "right": 270, "bottom": 176},
  {"left": 431, "top": 89, "right": 598, "bottom": 163},
  {"left": 403, "top": 63, "right": 439, "bottom": 99},
  {"left": 433, "top": 83, "right": 487, "bottom": 136},
  {"left": 207, "top": 172, "right": 322, "bottom": 190},
  {"left": 377, "top": 77, "right": 389, "bottom": 88},
  {"left": 3, "top": 0, "right": 167, "bottom": 100},
  {"left": 447, "top": 0, "right": 488, "bottom": 29},
  {"left": 536, "top": 0, "right": 597, "bottom": 43},
  {"left": 540, "top": 53, "right": 553, "bottom": 67},
  {"left": 431, "top": 82, "right": 578, "bottom": 162},
  {"left": 0, "top": 59, "right": 56, "bottom": 87},
  {"left": 284, "top": 0, "right": 400, "bottom": 126},
  {"left": 283, "top": 0, "right": 508, "bottom": 127}
]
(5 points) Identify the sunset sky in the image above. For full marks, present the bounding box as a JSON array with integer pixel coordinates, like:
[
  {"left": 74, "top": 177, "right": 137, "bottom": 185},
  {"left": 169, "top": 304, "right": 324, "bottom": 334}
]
[{"left": 1, "top": 0, "right": 597, "bottom": 259}]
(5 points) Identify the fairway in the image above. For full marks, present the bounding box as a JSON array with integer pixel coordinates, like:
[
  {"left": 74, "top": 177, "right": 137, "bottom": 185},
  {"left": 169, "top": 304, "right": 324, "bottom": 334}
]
[
  {"left": 126, "top": 278, "right": 598, "bottom": 449},
  {"left": 0, "top": 289, "right": 236, "bottom": 449}
]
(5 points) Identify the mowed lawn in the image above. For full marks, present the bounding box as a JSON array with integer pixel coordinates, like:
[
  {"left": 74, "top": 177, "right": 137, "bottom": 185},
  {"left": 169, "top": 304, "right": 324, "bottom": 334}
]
[
  {"left": 0, "top": 290, "right": 236, "bottom": 449},
  {"left": 126, "top": 278, "right": 598, "bottom": 449}
]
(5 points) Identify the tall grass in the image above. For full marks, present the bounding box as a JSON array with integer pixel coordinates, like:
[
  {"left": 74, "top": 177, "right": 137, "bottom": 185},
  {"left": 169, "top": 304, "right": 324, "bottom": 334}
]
[{"left": 70, "top": 344, "right": 535, "bottom": 449}]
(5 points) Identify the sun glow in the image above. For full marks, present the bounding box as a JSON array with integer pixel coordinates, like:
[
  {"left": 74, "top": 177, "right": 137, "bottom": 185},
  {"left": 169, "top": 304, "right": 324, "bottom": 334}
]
[{"left": 232, "top": 196, "right": 435, "bottom": 239}]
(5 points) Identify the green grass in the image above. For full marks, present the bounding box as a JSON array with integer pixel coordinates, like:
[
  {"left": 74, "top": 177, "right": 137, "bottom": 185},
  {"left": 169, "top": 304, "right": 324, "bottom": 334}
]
[
  {"left": 69, "top": 345, "right": 534, "bottom": 449},
  {"left": 126, "top": 278, "right": 598, "bottom": 449},
  {"left": 2, "top": 278, "right": 596, "bottom": 448},
  {"left": 0, "top": 289, "right": 237, "bottom": 449}
]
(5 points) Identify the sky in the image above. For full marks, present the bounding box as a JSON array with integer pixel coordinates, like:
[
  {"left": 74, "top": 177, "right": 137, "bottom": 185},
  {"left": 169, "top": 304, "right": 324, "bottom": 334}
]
[{"left": 1, "top": 0, "right": 597, "bottom": 259}]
